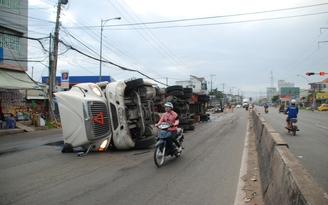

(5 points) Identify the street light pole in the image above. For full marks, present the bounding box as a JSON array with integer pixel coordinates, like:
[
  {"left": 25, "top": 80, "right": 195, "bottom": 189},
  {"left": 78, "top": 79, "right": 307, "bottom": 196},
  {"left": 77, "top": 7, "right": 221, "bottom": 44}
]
[
  {"left": 99, "top": 17, "right": 121, "bottom": 82},
  {"left": 297, "top": 74, "right": 315, "bottom": 109}
]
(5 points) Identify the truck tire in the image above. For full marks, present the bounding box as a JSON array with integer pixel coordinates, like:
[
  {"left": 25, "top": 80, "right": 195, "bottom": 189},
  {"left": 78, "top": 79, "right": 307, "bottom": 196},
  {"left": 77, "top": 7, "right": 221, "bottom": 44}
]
[
  {"left": 188, "top": 125, "right": 195, "bottom": 130},
  {"left": 166, "top": 85, "right": 183, "bottom": 93},
  {"left": 178, "top": 124, "right": 189, "bottom": 131},
  {"left": 61, "top": 143, "right": 74, "bottom": 153},
  {"left": 183, "top": 88, "right": 193, "bottom": 93},
  {"left": 183, "top": 93, "right": 193, "bottom": 99},
  {"left": 167, "top": 91, "right": 184, "bottom": 97},
  {"left": 200, "top": 114, "right": 209, "bottom": 122},
  {"left": 179, "top": 118, "right": 189, "bottom": 125},
  {"left": 187, "top": 119, "right": 195, "bottom": 125},
  {"left": 134, "top": 136, "right": 156, "bottom": 149},
  {"left": 198, "top": 94, "right": 209, "bottom": 102},
  {"left": 125, "top": 78, "right": 144, "bottom": 90}
]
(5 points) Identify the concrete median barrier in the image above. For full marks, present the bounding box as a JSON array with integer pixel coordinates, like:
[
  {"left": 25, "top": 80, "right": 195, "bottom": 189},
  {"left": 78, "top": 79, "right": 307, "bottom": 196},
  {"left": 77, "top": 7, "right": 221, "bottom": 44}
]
[{"left": 251, "top": 109, "right": 328, "bottom": 205}]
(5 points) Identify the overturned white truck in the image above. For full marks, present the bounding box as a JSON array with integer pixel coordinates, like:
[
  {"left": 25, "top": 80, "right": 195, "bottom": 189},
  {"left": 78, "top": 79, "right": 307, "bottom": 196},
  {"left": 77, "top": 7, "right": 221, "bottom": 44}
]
[{"left": 55, "top": 78, "right": 161, "bottom": 154}]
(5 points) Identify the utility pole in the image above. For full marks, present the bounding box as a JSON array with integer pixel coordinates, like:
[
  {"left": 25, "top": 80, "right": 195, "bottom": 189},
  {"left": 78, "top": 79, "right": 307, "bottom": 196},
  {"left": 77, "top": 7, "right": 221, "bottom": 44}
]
[
  {"left": 210, "top": 74, "right": 215, "bottom": 94},
  {"left": 48, "top": 33, "right": 54, "bottom": 120},
  {"left": 48, "top": 0, "right": 67, "bottom": 121}
]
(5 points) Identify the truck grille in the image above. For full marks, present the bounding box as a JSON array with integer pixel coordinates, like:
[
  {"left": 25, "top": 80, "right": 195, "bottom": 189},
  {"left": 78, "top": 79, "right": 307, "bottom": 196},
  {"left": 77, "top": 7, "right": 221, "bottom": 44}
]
[{"left": 88, "top": 101, "right": 110, "bottom": 139}]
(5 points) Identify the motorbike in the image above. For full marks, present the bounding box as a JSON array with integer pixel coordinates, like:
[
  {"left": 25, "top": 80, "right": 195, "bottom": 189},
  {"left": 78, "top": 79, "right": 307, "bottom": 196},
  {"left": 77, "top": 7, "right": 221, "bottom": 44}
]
[
  {"left": 212, "top": 107, "right": 221, "bottom": 114},
  {"left": 265, "top": 107, "right": 268, "bottom": 113},
  {"left": 278, "top": 108, "right": 286, "bottom": 113},
  {"left": 286, "top": 118, "right": 299, "bottom": 136},
  {"left": 154, "top": 122, "right": 184, "bottom": 167}
]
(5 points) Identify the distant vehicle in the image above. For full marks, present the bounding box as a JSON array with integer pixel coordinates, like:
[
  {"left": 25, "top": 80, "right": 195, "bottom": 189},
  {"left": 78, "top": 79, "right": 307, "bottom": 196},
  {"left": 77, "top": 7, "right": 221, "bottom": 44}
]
[
  {"left": 318, "top": 104, "right": 328, "bottom": 111},
  {"left": 236, "top": 104, "right": 241, "bottom": 108},
  {"left": 242, "top": 99, "right": 248, "bottom": 108}
]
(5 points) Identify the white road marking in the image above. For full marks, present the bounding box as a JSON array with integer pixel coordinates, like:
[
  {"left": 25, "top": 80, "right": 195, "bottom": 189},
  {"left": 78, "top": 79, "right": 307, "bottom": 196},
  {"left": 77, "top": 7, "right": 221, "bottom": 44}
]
[
  {"left": 234, "top": 120, "right": 249, "bottom": 205},
  {"left": 315, "top": 124, "right": 328, "bottom": 130}
]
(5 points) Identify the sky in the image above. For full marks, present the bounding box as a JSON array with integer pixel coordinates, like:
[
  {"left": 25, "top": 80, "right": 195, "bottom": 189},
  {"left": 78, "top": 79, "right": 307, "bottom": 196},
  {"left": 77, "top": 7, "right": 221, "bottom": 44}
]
[{"left": 26, "top": 0, "right": 328, "bottom": 99}]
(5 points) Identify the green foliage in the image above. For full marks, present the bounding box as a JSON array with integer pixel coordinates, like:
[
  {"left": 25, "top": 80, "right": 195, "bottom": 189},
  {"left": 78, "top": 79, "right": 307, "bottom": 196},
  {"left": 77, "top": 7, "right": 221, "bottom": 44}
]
[
  {"left": 210, "top": 88, "right": 224, "bottom": 98},
  {"left": 271, "top": 95, "right": 279, "bottom": 103}
]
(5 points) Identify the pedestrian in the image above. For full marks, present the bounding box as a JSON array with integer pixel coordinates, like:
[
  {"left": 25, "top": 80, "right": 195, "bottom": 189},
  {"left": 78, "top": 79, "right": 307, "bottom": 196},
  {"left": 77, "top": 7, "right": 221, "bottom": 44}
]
[
  {"left": 6, "top": 114, "right": 16, "bottom": 129},
  {"left": 231, "top": 103, "right": 235, "bottom": 113},
  {"left": 224, "top": 103, "right": 228, "bottom": 114},
  {"left": 248, "top": 104, "right": 253, "bottom": 115},
  {"left": 32, "top": 112, "right": 39, "bottom": 127}
]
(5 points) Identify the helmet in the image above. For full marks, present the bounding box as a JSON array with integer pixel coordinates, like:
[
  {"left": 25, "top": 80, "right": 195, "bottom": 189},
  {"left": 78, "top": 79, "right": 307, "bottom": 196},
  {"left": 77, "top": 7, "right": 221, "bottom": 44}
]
[
  {"left": 164, "top": 102, "right": 173, "bottom": 108},
  {"left": 291, "top": 99, "right": 296, "bottom": 104}
]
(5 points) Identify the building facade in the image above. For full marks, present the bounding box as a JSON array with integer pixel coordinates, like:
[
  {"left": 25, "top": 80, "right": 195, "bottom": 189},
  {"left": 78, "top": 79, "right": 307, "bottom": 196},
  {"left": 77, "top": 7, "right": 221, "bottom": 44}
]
[
  {"left": 0, "top": 0, "right": 28, "bottom": 71},
  {"left": 0, "top": 1, "right": 40, "bottom": 123},
  {"left": 175, "top": 75, "right": 208, "bottom": 94}
]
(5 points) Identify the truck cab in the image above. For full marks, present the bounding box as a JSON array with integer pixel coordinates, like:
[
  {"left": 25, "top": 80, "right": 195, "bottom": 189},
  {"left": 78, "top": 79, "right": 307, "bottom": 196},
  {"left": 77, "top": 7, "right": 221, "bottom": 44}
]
[{"left": 55, "top": 78, "right": 159, "bottom": 153}]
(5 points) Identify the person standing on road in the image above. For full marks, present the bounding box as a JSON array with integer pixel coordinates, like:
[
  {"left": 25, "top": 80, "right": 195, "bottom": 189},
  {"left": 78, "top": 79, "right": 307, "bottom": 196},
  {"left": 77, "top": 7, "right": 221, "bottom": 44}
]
[
  {"left": 248, "top": 104, "right": 253, "bottom": 115},
  {"left": 231, "top": 103, "right": 235, "bottom": 113},
  {"left": 32, "top": 112, "right": 39, "bottom": 127},
  {"left": 224, "top": 103, "right": 228, "bottom": 114},
  {"left": 285, "top": 99, "right": 298, "bottom": 129},
  {"left": 155, "top": 102, "right": 182, "bottom": 155}
]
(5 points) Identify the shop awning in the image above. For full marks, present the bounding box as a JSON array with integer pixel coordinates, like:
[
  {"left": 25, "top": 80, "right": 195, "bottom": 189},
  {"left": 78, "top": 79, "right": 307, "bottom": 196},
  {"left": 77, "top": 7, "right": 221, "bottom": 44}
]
[{"left": 0, "top": 69, "right": 40, "bottom": 89}]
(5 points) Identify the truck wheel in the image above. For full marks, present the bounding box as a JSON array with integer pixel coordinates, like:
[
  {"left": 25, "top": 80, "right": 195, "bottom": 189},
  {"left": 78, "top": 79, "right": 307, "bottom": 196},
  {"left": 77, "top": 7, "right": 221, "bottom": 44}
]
[
  {"left": 183, "top": 93, "right": 193, "bottom": 99},
  {"left": 178, "top": 124, "right": 189, "bottom": 130},
  {"left": 166, "top": 85, "right": 183, "bottom": 93},
  {"left": 167, "top": 91, "right": 184, "bottom": 97},
  {"left": 134, "top": 136, "right": 156, "bottom": 149},
  {"left": 125, "top": 78, "right": 144, "bottom": 90},
  {"left": 188, "top": 125, "right": 195, "bottom": 130},
  {"left": 179, "top": 118, "right": 188, "bottom": 124},
  {"left": 200, "top": 114, "right": 208, "bottom": 122},
  {"left": 188, "top": 119, "right": 194, "bottom": 124},
  {"left": 61, "top": 143, "right": 74, "bottom": 153},
  {"left": 183, "top": 88, "right": 193, "bottom": 93},
  {"left": 198, "top": 94, "right": 209, "bottom": 102}
]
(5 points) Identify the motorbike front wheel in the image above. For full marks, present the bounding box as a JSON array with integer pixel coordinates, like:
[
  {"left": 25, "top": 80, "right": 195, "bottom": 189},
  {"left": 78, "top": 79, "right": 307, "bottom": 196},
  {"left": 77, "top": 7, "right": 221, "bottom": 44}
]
[{"left": 154, "top": 145, "right": 165, "bottom": 167}]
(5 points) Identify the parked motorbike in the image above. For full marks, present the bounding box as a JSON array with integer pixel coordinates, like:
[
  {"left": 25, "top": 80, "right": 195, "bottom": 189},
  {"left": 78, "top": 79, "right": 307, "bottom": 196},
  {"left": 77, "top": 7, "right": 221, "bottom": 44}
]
[
  {"left": 278, "top": 108, "right": 286, "bottom": 113},
  {"left": 154, "top": 122, "right": 184, "bottom": 167},
  {"left": 212, "top": 107, "right": 221, "bottom": 114},
  {"left": 285, "top": 118, "right": 299, "bottom": 136}
]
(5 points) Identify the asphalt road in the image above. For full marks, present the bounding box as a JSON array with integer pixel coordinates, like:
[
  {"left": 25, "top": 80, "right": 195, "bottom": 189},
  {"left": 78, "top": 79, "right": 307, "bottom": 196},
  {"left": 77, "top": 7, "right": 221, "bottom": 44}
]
[
  {"left": 254, "top": 105, "right": 328, "bottom": 194},
  {"left": 0, "top": 109, "right": 253, "bottom": 205}
]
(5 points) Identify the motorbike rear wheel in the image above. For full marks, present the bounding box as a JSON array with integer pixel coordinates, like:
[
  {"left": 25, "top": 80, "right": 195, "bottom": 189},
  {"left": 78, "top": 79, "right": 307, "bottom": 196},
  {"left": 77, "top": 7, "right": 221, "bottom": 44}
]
[
  {"left": 154, "top": 145, "right": 165, "bottom": 167},
  {"left": 293, "top": 125, "right": 297, "bottom": 136}
]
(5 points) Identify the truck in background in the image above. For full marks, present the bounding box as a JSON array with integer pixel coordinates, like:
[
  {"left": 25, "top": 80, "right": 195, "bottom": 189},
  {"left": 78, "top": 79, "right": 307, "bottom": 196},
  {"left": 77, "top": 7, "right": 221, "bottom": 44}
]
[{"left": 242, "top": 98, "right": 249, "bottom": 108}]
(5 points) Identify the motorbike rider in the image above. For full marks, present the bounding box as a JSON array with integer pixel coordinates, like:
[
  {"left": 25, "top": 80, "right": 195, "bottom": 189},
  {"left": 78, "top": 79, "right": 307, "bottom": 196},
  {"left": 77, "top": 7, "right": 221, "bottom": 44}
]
[
  {"left": 285, "top": 99, "right": 299, "bottom": 129},
  {"left": 264, "top": 103, "right": 269, "bottom": 112},
  {"left": 155, "top": 102, "right": 182, "bottom": 154}
]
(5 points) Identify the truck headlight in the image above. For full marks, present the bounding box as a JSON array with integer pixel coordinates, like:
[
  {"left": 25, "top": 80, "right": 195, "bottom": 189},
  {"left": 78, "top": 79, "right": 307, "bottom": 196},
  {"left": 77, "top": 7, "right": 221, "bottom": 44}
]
[
  {"left": 98, "top": 139, "right": 109, "bottom": 151},
  {"left": 88, "top": 84, "right": 102, "bottom": 97}
]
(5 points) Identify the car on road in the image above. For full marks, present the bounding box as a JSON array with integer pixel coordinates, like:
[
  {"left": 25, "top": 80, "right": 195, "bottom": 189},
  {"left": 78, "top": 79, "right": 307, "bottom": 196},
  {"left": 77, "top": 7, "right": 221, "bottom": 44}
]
[
  {"left": 318, "top": 103, "right": 328, "bottom": 111},
  {"left": 236, "top": 104, "right": 241, "bottom": 108}
]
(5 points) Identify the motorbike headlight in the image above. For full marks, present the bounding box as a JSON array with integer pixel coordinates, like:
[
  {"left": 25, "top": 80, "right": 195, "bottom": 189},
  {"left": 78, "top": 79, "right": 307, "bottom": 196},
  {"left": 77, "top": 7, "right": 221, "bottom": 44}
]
[
  {"left": 98, "top": 139, "right": 109, "bottom": 151},
  {"left": 88, "top": 84, "right": 102, "bottom": 97}
]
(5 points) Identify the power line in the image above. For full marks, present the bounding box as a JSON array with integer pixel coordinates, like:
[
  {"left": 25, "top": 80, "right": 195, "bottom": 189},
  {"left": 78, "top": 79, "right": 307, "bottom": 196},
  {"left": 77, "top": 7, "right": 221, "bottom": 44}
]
[
  {"left": 107, "top": 11, "right": 328, "bottom": 30},
  {"left": 58, "top": 39, "right": 168, "bottom": 86},
  {"left": 63, "top": 3, "right": 328, "bottom": 29}
]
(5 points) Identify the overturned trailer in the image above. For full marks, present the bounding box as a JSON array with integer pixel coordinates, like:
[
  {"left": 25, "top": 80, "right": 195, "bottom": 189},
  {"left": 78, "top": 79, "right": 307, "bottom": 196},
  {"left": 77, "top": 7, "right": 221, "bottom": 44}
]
[{"left": 154, "top": 85, "right": 210, "bottom": 131}]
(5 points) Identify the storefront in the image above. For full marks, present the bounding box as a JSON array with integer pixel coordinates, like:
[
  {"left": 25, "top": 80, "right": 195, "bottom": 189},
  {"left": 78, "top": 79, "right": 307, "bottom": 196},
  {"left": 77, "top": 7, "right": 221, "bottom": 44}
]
[{"left": 0, "top": 69, "right": 41, "bottom": 128}]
